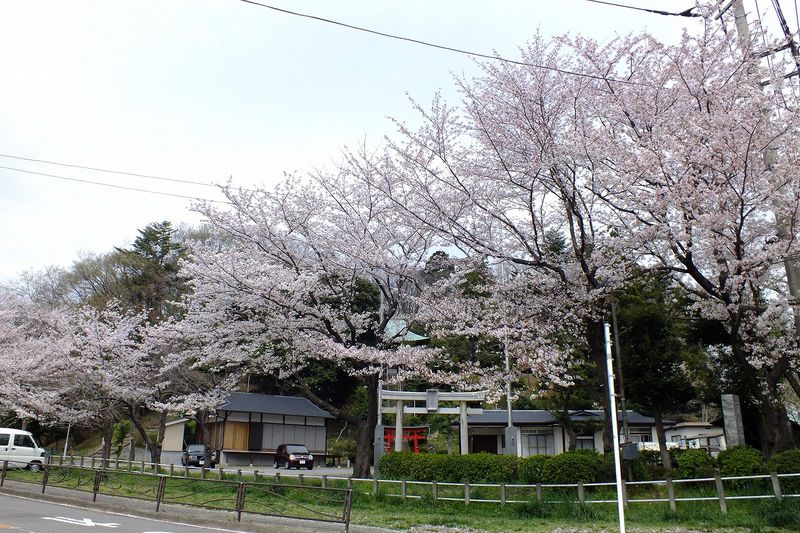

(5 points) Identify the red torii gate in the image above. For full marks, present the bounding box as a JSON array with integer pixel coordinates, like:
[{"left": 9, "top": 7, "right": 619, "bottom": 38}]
[{"left": 383, "top": 426, "right": 429, "bottom": 454}]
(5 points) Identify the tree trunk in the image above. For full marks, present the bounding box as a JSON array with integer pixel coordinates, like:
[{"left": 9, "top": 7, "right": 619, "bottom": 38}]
[
  {"left": 753, "top": 372, "right": 795, "bottom": 457},
  {"left": 653, "top": 407, "right": 672, "bottom": 473},
  {"left": 127, "top": 403, "right": 164, "bottom": 465},
  {"left": 101, "top": 418, "right": 114, "bottom": 463},
  {"left": 195, "top": 409, "right": 214, "bottom": 464},
  {"left": 352, "top": 373, "right": 378, "bottom": 478}
]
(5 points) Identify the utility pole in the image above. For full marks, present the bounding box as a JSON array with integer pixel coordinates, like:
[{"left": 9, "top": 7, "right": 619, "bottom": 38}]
[
  {"left": 610, "top": 302, "right": 629, "bottom": 442},
  {"left": 731, "top": 0, "right": 800, "bottom": 389}
]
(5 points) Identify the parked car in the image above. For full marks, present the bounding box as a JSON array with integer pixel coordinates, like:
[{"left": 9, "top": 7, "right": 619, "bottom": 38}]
[
  {"left": 0, "top": 428, "right": 47, "bottom": 472},
  {"left": 274, "top": 444, "right": 314, "bottom": 470},
  {"left": 181, "top": 444, "right": 216, "bottom": 467}
]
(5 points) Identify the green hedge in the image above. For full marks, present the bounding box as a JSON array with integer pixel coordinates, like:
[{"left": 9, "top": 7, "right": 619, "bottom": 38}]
[
  {"left": 542, "top": 450, "right": 604, "bottom": 484},
  {"left": 717, "top": 446, "right": 765, "bottom": 478},
  {"left": 767, "top": 449, "right": 800, "bottom": 474},
  {"left": 518, "top": 455, "right": 549, "bottom": 483},
  {"left": 673, "top": 449, "right": 716, "bottom": 479}
]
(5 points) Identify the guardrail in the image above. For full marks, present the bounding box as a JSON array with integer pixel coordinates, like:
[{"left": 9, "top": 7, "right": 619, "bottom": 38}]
[{"left": 0, "top": 459, "right": 353, "bottom": 531}]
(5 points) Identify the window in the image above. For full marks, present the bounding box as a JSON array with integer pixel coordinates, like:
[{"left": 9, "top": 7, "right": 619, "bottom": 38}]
[
  {"left": 0, "top": 434, "right": 9, "bottom": 446},
  {"left": 575, "top": 436, "right": 595, "bottom": 451},
  {"left": 14, "top": 434, "right": 36, "bottom": 448},
  {"left": 522, "top": 430, "right": 554, "bottom": 456},
  {"left": 630, "top": 429, "right": 652, "bottom": 443}
]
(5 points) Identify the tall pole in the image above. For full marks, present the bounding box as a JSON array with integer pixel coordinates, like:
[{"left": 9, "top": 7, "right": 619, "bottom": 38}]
[
  {"left": 605, "top": 323, "right": 626, "bottom": 533},
  {"left": 62, "top": 422, "right": 71, "bottom": 460},
  {"left": 610, "top": 302, "right": 629, "bottom": 442},
  {"left": 731, "top": 0, "right": 800, "bottom": 387}
]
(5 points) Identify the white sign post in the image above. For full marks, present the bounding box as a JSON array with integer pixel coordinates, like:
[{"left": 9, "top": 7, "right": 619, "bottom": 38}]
[{"left": 605, "top": 322, "right": 626, "bottom": 533}]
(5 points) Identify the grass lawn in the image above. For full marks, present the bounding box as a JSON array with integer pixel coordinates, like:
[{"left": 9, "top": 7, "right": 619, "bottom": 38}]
[{"left": 4, "top": 466, "right": 799, "bottom": 532}]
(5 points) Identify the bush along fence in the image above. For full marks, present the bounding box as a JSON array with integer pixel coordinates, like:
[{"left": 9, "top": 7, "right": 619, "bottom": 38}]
[{"left": 0, "top": 459, "right": 353, "bottom": 531}]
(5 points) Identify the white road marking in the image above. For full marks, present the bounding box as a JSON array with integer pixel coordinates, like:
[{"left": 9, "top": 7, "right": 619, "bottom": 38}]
[
  {"left": 42, "top": 516, "right": 119, "bottom": 527},
  {"left": 0, "top": 494, "right": 242, "bottom": 532}
]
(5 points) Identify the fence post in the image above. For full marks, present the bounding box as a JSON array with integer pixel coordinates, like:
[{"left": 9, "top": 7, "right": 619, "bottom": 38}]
[
  {"left": 431, "top": 480, "right": 437, "bottom": 502},
  {"left": 92, "top": 469, "right": 101, "bottom": 502},
  {"left": 770, "top": 472, "right": 783, "bottom": 502},
  {"left": 577, "top": 481, "right": 585, "bottom": 505},
  {"left": 621, "top": 479, "right": 628, "bottom": 509},
  {"left": 218, "top": 467, "right": 224, "bottom": 480},
  {"left": 80, "top": 456, "right": 85, "bottom": 468},
  {"left": 127, "top": 458, "right": 132, "bottom": 471},
  {"left": 500, "top": 483, "right": 506, "bottom": 505},
  {"left": 347, "top": 477, "right": 353, "bottom": 489},
  {"left": 91, "top": 457, "right": 96, "bottom": 469},
  {"left": 343, "top": 489, "right": 353, "bottom": 533},
  {"left": 253, "top": 469, "right": 259, "bottom": 482},
  {"left": 41, "top": 464, "right": 50, "bottom": 494},
  {"left": 1, "top": 460, "right": 7, "bottom": 487},
  {"left": 714, "top": 471, "right": 727, "bottom": 514},
  {"left": 666, "top": 477, "right": 676, "bottom": 512},
  {"left": 274, "top": 472, "right": 280, "bottom": 483},
  {"left": 401, "top": 479, "right": 407, "bottom": 501},
  {"left": 115, "top": 458, "right": 119, "bottom": 470},
  {"left": 140, "top": 460, "right": 145, "bottom": 473},
  {"left": 536, "top": 483, "right": 543, "bottom": 503},
  {"left": 155, "top": 475, "right": 167, "bottom": 512},
  {"left": 57, "top": 455, "right": 63, "bottom": 466},
  {"left": 237, "top": 468, "right": 242, "bottom": 479},
  {"left": 464, "top": 482, "right": 470, "bottom": 505},
  {"left": 298, "top": 473, "right": 304, "bottom": 485},
  {"left": 371, "top": 476, "right": 376, "bottom": 495},
  {"left": 70, "top": 455, "right": 75, "bottom": 466},
  {"left": 235, "top": 482, "right": 246, "bottom": 521},
  {"left": 169, "top": 464, "right": 174, "bottom": 477}
]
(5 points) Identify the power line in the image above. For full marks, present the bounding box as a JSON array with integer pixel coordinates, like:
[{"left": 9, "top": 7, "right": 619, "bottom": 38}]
[
  {"left": 0, "top": 165, "right": 232, "bottom": 205},
  {"left": 0, "top": 153, "right": 222, "bottom": 189},
  {"left": 584, "top": 0, "right": 700, "bottom": 17},
  {"left": 237, "top": 0, "right": 648, "bottom": 86}
]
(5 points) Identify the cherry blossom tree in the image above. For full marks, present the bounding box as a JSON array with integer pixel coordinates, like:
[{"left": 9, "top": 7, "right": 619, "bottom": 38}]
[
  {"left": 185, "top": 173, "right": 459, "bottom": 477},
  {"left": 587, "top": 11, "right": 800, "bottom": 454}
]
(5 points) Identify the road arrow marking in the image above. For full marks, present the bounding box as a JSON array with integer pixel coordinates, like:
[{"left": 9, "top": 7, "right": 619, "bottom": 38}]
[{"left": 43, "top": 517, "right": 119, "bottom": 527}]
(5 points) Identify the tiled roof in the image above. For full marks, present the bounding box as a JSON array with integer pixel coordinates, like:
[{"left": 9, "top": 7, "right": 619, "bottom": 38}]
[{"left": 217, "top": 392, "right": 335, "bottom": 419}]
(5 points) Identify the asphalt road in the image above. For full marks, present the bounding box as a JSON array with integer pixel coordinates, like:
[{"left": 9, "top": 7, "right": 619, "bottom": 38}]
[{"left": 0, "top": 493, "right": 244, "bottom": 533}]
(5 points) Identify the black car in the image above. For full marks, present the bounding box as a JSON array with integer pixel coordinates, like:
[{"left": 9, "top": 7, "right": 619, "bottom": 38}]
[
  {"left": 274, "top": 443, "right": 314, "bottom": 469},
  {"left": 181, "top": 444, "right": 216, "bottom": 467}
]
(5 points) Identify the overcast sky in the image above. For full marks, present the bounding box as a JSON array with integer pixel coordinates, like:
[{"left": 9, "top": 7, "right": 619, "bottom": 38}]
[{"left": 0, "top": 0, "right": 790, "bottom": 280}]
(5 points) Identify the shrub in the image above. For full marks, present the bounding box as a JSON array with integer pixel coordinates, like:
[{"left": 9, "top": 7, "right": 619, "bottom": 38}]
[
  {"left": 518, "top": 454, "right": 549, "bottom": 483},
  {"left": 767, "top": 449, "right": 800, "bottom": 492},
  {"left": 717, "top": 446, "right": 765, "bottom": 478},
  {"left": 631, "top": 449, "right": 666, "bottom": 481},
  {"left": 379, "top": 451, "right": 415, "bottom": 480},
  {"left": 379, "top": 452, "right": 518, "bottom": 483},
  {"left": 542, "top": 450, "right": 603, "bottom": 484},
  {"left": 674, "top": 449, "right": 716, "bottom": 479},
  {"left": 767, "top": 448, "right": 800, "bottom": 474}
]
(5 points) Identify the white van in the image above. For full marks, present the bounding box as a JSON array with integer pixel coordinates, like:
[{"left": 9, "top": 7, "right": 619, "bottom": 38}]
[{"left": 0, "top": 428, "right": 47, "bottom": 471}]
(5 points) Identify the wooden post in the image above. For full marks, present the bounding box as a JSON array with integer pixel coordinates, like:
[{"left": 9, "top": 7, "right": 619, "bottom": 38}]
[
  {"left": 235, "top": 482, "right": 246, "bottom": 521},
  {"left": 298, "top": 473, "right": 304, "bottom": 485},
  {"left": 323, "top": 475, "right": 328, "bottom": 488},
  {"left": 218, "top": 467, "right": 224, "bottom": 480},
  {"left": 621, "top": 479, "right": 628, "bottom": 509},
  {"left": 500, "top": 483, "right": 506, "bottom": 505},
  {"left": 666, "top": 477, "right": 676, "bottom": 512},
  {"left": 771, "top": 472, "right": 783, "bottom": 502},
  {"left": 536, "top": 483, "right": 543, "bottom": 503},
  {"left": 80, "top": 456, "right": 85, "bottom": 468},
  {"left": 431, "top": 480, "right": 437, "bottom": 502},
  {"left": 714, "top": 471, "right": 727, "bottom": 514},
  {"left": 254, "top": 470, "right": 260, "bottom": 482},
  {"left": 155, "top": 475, "right": 167, "bottom": 512},
  {"left": 347, "top": 476, "right": 353, "bottom": 489},
  {"left": 577, "top": 480, "right": 585, "bottom": 505},
  {"left": 91, "top": 457, "right": 96, "bottom": 469},
  {"left": 371, "top": 476, "right": 376, "bottom": 495},
  {"left": 184, "top": 465, "right": 189, "bottom": 477},
  {"left": 114, "top": 458, "right": 119, "bottom": 470},
  {"left": 169, "top": 464, "right": 174, "bottom": 477},
  {"left": 401, "top": 479, "right": 407, "bottom": 501},
  {"left": 464, "top": 482, "right": 470, "bottom": 505},
  {"left": 41, "top": 464, "right": 50, "bottom": 494},
  {"left": 92, "top": 469, "right": 101, "bottom": 502}
]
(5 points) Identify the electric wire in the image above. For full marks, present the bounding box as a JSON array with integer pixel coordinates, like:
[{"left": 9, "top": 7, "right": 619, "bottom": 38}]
[
  {"left": 584, "top": 0, "right": 700, "bottom": 17},
  {"left": 0, "top": 153, "right": 222, "bottom": 190},
  {"left": 0, "top": 165, "right": 232, "bottom": 205},
  {"left": 237, "top": 0, "right": 648, "bottom": 86}
]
